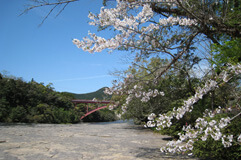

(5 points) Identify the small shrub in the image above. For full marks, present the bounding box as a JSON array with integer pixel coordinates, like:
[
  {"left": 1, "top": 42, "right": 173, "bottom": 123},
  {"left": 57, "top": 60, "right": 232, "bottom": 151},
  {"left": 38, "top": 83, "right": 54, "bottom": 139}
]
[
  {"left": 9, "top": 106, "right": 27, "bottom": 122},
  {"left": 193, "top": 136, "right": 241, "bottom": 160}
]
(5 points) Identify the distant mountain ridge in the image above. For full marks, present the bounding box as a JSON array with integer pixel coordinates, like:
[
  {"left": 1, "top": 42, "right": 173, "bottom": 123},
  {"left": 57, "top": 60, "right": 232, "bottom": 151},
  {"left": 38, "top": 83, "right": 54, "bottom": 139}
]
[{"left": 66, "top": 87, "right": 111, "bottom": 100}]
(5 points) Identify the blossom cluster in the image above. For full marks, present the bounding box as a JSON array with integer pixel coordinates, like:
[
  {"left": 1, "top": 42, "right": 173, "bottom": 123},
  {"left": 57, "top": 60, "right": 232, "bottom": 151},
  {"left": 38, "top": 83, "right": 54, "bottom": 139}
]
[
  {"left": 159, "top": 107, "right": 237, "bottom": 154},
  {"left": 104, "top": 74, "right": 165, "bottom": 113},
  {"left": 73, "top": 2, "right": 153, "bottom": 53},
  {"left": 138, "top": 0, "right": 178, "bottom": 2},
  {"left": 146, "top": 63, "right": 241, "bottom": 129},
  {"left": 135, "top": 0, "right": 180, "bottom": 7},
  {"left": 108, "top": 104, "right": 118, "bottom": 110},
  {"left": 238, "top": 134, "right": 241, "bottom": 142},
  {"left": 227, "top": 63, "right": 241, "bottom": 75},
  {"left": 159, "top": 17, "right": 197, "bottom": 26},
  {"left": 146, "top": 63, "right": 241, "bottom": 154},
  {"left": 129, "top": 85, "right": 165, "bottom": 103},
  {"left": 92, "top": 98, "right": 98, "bottom": 102},
  {"left": 73, "top": 0, "right": 197, "bottom": 54},
  {"left": 146, "top": 79, "right": 218, "bottom": 130}
]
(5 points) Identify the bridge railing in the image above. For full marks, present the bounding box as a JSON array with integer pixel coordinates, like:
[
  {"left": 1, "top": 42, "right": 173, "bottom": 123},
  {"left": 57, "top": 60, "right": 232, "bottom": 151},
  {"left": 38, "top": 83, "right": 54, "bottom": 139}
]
[{"left": 71, "top": 99, "right": 112, "bottom": 104}]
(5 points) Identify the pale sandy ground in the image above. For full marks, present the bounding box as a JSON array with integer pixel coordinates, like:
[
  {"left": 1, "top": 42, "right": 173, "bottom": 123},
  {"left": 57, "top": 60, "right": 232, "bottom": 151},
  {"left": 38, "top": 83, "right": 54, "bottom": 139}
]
[{"left": 0, "top": 121, "right": 198, "bottom": 160}]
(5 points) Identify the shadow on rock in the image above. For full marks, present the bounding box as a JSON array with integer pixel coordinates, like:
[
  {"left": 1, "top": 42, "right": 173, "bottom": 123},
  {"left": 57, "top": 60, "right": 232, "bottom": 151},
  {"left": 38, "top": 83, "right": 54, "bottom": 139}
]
[
  {"left": 135, "top": 147, "right": 198, "bottom": 160},
  {"left": 135, "top": 147, "right": 163, "bottom": 159}
]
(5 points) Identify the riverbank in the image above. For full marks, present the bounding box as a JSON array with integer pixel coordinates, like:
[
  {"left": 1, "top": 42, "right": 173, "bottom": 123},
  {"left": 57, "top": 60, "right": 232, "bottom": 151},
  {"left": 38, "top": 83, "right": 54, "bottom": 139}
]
[{"left": 0, "top": 121, "right": 198, "bottom": 160}]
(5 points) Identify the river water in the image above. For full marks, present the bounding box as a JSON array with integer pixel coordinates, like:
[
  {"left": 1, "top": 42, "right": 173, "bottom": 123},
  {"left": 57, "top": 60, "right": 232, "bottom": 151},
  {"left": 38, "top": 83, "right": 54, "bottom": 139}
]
[{"left": 0, "top": 121, "right": 198, "bottom": 160}]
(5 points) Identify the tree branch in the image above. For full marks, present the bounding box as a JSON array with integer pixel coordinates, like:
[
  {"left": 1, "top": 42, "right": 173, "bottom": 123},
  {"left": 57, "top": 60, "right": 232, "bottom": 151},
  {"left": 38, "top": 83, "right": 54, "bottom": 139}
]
[
  {"left": 20, "top": 0, "right": 79, "bottom": 25},
  {"left": 155, "top": 31, "right": 199, "bottom": 81}
]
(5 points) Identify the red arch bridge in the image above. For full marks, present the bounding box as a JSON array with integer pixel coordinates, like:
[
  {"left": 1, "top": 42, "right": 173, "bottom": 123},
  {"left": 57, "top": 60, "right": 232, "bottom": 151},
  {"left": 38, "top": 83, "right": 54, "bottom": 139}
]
[{"left": 71, "top": 99, "right": 114, "bottom": 120}]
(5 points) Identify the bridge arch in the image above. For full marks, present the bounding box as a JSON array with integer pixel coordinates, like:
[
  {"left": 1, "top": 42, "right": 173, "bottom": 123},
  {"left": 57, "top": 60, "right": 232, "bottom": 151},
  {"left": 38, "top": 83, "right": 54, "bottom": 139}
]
[{"left": 71, "top": 99, "right": 114, "bottom": 120}]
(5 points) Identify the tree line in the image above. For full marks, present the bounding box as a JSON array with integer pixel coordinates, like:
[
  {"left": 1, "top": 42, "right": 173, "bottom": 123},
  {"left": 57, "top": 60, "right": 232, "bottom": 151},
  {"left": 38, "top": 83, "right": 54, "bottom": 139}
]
[{"left": 0, "top": 73, "right": 116, "bottom": 123}]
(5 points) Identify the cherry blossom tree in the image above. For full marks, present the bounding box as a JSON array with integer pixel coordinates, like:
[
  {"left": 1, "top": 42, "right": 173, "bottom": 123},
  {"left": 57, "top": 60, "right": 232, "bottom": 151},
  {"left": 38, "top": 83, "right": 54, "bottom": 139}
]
[
  {"left": 23, "top": 0, "right": 241, "bottom": 158},
  {"left": 72, "top": 0, "right": 241, "bottom": 158}
]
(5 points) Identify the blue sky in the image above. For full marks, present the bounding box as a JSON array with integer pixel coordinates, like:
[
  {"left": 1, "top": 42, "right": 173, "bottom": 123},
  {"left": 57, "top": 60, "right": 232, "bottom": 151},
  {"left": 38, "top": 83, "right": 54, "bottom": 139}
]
[{"left": 0, "top": 0, "right": 129, "bottom": 94}]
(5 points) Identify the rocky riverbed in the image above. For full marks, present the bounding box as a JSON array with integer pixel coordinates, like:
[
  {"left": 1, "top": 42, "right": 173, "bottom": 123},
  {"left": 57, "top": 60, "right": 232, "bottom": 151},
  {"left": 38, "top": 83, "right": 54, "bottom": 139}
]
[{"left": 0, "top": 121, "right": 198, "bottom": 160}]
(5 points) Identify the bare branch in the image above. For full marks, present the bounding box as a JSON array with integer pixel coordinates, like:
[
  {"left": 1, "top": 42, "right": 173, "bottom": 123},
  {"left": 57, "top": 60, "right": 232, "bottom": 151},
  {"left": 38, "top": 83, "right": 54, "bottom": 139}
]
[
  {"left": 55, "top": 2, "right": 69, "bottom": 18},
  {"left": 39, "top": 4, "right": 58, "bottom": 26},
  {"left": 155, "top": 31, "right": 200, "bottom": 81},
  {"left": 20, "top": 0, "right": 79, "bottom": 25}
]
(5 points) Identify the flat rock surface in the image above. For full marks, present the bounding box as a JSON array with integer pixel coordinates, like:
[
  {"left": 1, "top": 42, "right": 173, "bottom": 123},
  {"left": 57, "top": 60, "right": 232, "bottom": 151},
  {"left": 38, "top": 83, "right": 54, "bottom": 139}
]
[{"left": 0, "top": 121, "right": 198, "bottom": 160}]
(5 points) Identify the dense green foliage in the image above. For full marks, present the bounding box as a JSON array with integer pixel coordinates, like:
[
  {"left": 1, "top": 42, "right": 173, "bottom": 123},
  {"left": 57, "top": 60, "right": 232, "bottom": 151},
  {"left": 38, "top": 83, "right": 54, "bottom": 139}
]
[
  {"left": 190, "top": 37, "right": 241, "bottom": 159},
  {"left": 74, "top": 103, "right": 117, "bottom": 122},
  {"left": 111, "top": 50, "right": 240, "bottom": 159},
  {"left": 0, "top": 74, "right": 116, "bottom": 123},
  {"left": 212, "top": 38, "right": 241, "bottom": 68},
  {"left": 193, "top": 136, "right": 241, "bottom": 160},
  {"left": 115, "top": 56, "right": 201, "bottom": 125},
  {"left": 0, "top": 74, "right": 81, "bottom": 123},
  {"left": 83, "top": 108, "right": 117, "bottom": 122}
]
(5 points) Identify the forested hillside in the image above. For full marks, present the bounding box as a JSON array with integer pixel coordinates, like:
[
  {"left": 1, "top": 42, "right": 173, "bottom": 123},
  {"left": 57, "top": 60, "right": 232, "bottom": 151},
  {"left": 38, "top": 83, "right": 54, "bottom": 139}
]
[
  {"left": 0, "top": 73, "right": 81, "bottom": 123},
  {"left": 68, "top": 87, "right": 111, "bottom": 100},
  {"left": 0, "top": 73, "right": 116, "bottom": 123}
]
